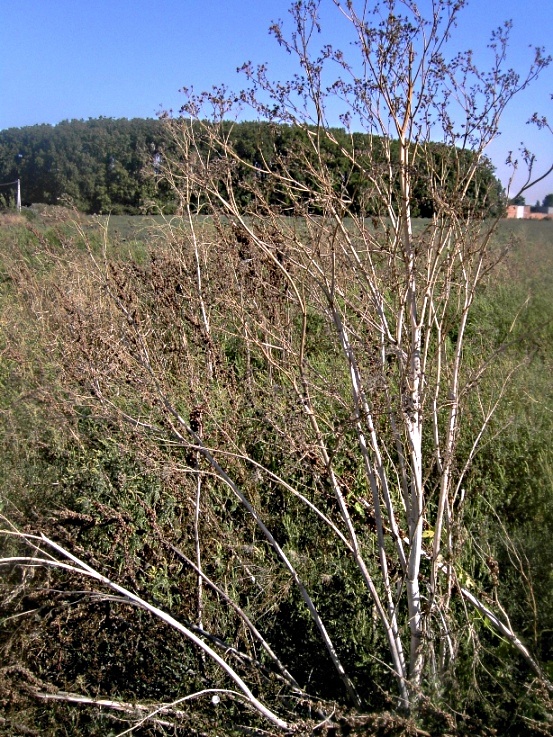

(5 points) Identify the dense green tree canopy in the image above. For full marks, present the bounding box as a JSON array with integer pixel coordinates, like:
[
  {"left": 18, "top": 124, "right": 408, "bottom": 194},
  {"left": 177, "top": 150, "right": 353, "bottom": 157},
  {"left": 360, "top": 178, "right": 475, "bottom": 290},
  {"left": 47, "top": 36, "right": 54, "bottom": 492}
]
[
  {"left": 0, "top": 118, "right": 170, "bottom": 214},
  {"left": 0, "top": 117, "right": 504, "bottom": 216},
  {"left": 510, "top": 194, "right": 526, "bottom": 206}
]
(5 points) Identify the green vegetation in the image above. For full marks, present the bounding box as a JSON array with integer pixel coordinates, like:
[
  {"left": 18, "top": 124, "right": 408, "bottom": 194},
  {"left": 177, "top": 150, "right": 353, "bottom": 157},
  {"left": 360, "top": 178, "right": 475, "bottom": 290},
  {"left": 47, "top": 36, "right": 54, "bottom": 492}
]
[
  {"left": 0, "top": 118, "right": 171, "bottom": 214},
  {"left": 0, "top": 117, "right": 503, "bottom": 217},
  {"left": 0, "top": 0, "right": 551, "bottom": 733},
  {"left": 0, "top": 210, "right": 552, "bottom": 735}
]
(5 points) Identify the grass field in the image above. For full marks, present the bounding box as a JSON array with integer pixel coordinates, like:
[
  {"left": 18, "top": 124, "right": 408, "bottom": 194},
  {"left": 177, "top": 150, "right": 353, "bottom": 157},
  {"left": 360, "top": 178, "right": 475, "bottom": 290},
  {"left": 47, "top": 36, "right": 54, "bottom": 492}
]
[{"left": 1, "top": 207, "right": 552, "bottom": 736}]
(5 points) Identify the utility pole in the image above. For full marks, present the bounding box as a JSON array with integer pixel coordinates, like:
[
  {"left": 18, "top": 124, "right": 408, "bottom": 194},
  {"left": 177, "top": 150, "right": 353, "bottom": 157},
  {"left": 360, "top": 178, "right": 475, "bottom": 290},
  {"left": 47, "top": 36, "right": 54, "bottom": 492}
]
[{"left": 0, "top": 179, "right": 21, "bottom": 210}]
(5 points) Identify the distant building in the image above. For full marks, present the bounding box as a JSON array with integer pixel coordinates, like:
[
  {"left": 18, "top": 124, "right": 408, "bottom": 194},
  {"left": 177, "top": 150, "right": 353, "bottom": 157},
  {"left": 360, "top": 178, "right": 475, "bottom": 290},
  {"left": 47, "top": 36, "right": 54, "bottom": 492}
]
[{"left": 505, "top": 204, "right": 553, "bottom": 220}]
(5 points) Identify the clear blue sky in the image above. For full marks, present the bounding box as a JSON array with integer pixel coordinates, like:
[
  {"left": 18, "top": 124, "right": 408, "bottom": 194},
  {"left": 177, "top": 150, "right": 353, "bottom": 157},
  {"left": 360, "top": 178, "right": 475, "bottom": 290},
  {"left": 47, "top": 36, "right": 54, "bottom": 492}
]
[{"left": 1, "top": 0, "right": 551, "bottom": 201}]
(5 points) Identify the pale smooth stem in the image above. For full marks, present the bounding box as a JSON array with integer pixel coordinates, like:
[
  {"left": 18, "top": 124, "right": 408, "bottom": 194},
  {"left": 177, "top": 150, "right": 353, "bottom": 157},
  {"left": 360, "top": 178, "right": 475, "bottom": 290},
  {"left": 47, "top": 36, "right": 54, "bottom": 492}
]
[
  {"left": 2, "top": 546, "right": 289, "bottom": 731},
  {"left": 430, "top": 303, "right": 470, "bottom": 597},
  {"left": 166, "top": 541, "right": 300, "bottom": 689},
  {"left": 399, "top": 150, "right": 425, "bottom": 683},
  {"left": 295, "top": 362, "right": 407, "bottom": 704},
  {"left": 164, "top": 407, "right": 361, "bottom": 707},
  {"left": 108, "top": 254, "right": 359, "bottom": 706},
  {"left": 331, "top": 308, "right": 408, "bottom": 572},
  {"left": 34, "top": 688, "right": 245, "bottom": 734},
  {"left": 188, "top": 199, "right": 214, "bottom": 381},
  {"left": 194, "top": 471, "right": 204, "bottom": 633},
  {"left": 460, "top": 584, "right": 552, "bottom": 691},
  {"left": 326, "top": 316, "right": 409, "bottom": 703}
]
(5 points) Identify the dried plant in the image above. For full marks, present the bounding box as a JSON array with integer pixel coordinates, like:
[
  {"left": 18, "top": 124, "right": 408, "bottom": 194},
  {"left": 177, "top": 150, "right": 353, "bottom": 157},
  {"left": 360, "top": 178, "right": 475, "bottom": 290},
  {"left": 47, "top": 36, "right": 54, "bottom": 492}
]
[{"left": 2, "top": 0, "right": 552, "bottom": 733}]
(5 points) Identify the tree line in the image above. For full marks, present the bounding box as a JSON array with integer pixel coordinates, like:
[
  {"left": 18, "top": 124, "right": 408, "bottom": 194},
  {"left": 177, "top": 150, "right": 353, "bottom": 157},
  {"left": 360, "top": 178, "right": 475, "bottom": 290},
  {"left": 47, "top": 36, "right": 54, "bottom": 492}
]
[
  {"left": 0, "top": 116, "right": 504, "bottom": 216},
  {"left": 0, "top": 117, "right": 167, "bottom": 214}
]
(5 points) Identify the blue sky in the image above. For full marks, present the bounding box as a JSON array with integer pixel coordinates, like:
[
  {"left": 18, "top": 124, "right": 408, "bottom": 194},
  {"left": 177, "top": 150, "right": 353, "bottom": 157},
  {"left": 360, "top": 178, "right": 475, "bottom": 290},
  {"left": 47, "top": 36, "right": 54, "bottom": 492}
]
[{"left": 1, "top": 0, "right": 551, "bottom": 201}]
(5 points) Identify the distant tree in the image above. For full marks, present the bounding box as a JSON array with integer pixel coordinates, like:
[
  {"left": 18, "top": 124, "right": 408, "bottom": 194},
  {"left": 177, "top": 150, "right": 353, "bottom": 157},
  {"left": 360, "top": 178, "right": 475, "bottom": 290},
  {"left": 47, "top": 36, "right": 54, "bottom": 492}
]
[
  {"left": 543, "top": 192, "right": 553, "bottom": 208},
  {"left": 510, "top": 194, "right": 526, "bottom": 205},
  {"left": 0, "top": 118, "right": 174, "bottom": 214},
  {"left": 0, "top": 117, "right": 502, "bottom": 216}
]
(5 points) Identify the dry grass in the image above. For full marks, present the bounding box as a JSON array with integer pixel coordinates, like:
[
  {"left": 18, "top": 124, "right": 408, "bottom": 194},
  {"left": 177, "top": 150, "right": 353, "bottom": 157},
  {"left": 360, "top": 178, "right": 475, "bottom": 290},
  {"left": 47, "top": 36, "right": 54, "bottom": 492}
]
[{"left": 0, "top": 213, "right": 26, "bottom": 227}]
